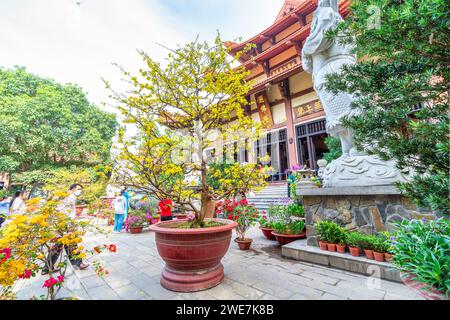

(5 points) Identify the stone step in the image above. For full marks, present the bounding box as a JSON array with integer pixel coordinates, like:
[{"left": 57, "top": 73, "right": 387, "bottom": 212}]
[{"left": 281, "top": 239, "right": 401, "bottom": 283}]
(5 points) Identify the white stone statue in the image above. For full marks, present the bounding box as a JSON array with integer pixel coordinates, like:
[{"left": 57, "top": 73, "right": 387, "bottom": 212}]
[{"left": 302, "top": 0, "right": 407, "bottom": 187}]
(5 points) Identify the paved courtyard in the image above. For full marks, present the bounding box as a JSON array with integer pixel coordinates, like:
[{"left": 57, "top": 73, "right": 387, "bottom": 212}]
[{"left": 15, "top": 221, "right": 423, "bottom": 300}]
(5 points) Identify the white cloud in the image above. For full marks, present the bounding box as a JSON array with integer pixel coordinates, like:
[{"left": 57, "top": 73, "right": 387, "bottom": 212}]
[{"left": 0, "top": 0, "right": 285, "bottom": 111}]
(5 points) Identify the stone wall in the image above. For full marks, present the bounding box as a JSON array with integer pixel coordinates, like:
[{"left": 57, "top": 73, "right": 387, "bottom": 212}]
[{"left": 297, "top": 186, "right": 436, "bottom": 246}]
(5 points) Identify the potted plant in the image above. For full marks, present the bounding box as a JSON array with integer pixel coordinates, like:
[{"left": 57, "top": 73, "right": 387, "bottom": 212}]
[
  {"left": 359, "top": 234, "right": 376, "bottom": 260},
  {"left": 315, "top": 220, "right": 329, "bottom": 251},
  {"left": 372, "top": 236, "right": 386, "bottom": 262},
  {"left": 0, "top": 200, "right": 115, "bottom": 300},
  {"left": 110, "top": 34, "right": 270, "bottom": 292},
  {"left": 124, "top": 213, "right": 146, "bottom": 234},
  {"left": 379, "top": 231, "right": 394, "bottom": 262},
  {"left": 271, "top": 220, "right": 306, "bottom": 246},
  {"left": 336, "top": 227, "right": 348, "bottom": 253},
  {"left": 227, "top": 199, "right": 258, "bottom": 250},
  {"left": 392, "top": 218, "right": 449, "bottom": 300},
  {"left": 258, "top": 211, "right": 276, "bottom": 240},
  {"left": 287, "top": 202, "right": 305, "bottom": 218},
  {"left": 315, "top": 220, "right": 342, "bottom": 252},
  {"left": 347, "top": 232, "right": 363, "bottom": 257}
]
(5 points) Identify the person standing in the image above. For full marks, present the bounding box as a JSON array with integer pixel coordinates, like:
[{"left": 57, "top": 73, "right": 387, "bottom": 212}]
[
  {"left": 158, "top": 198, "right": 173, "bottom": 221},
  {"left": 113, "top": 190, "right": 127, "bottom": 233},
  {"left": 9, "top": 190, "right": 27, "bottom": 215},
  {"left": 0, "top": 194, "right": 10, "bottom": 228},
  {"left": 44, "top": 183, "right": 89, "bottom": 273}
]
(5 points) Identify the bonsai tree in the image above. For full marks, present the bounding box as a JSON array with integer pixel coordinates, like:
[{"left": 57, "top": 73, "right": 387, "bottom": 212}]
[{"left": 107, "top": 34, "right": 270, "bottom": 228}]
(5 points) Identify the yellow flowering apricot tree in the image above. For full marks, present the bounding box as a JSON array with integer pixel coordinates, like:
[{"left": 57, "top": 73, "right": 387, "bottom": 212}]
[
  {"left": 106, "top": 34, "right": 271, "bottom": 227},
  {"left": 0, "top": 200, "right": 116, "bottom": 300}
]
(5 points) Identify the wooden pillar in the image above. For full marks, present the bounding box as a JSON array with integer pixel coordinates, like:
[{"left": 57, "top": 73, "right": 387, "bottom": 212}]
[{"left": 278, "top": 79, "right": 298, "bottom": 170}]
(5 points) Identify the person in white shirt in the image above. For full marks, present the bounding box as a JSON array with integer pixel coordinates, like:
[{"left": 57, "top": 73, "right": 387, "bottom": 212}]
[
  {"left": 113, "top": 190, "right": 127, "bottom": 233},
  {"left": 43, "top": 183, "right": 89, "bottom": 274},
  {"left": 9, "top": 190, "right": 26, "bottom": 215}
]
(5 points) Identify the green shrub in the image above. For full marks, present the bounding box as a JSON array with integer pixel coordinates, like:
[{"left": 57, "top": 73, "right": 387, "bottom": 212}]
[
  {"left": 315, "top": 220, "right": 346, "bottom": 244},
  {"left": 287, "top": 203, "right": 304, "bottom": 217},
  {"left": 346, "top": 232, "right": 366, "bottom": 248},
  {"left": 391, "top": 218, "right": 449, "bottom": 295}
]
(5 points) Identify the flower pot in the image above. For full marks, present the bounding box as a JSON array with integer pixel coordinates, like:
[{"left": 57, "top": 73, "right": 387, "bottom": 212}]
[
  {"left": 400, "top": 272, "right": 449, "bottom": 300},
  {"left": 271, "top": 231, "right": 306, "bottom": 246},
  {"left": 107, "top": 218, "right": 114, "bottom": 226},
  {"left": 318, "top": 241, "right": 328, "bottom": 251},
  {"left": 384, "top": 252, "right": 393, "bottom": 263},
  {"left": 364, "top": 249, "right": 374, "bottom": 260},
  {"left": 327, "top": 243, "right": 337, "bottom": 252},
  {"left": 236, "top": 238, "right": 253, "bottom": 250},
  {"left": 336, "top": 244, "right": 346, "bottom": 253},
  {"left": 260, "top": 227, "right": 276, "bottom": 240},
  {"left": 373, "top": 251, "right": 385, "bottom": 262},
  {"left": 175, "top": 214, "right": 188, "bottom": 220},
  {"left": 349, "top": 246, "right": 361, "bottom": 257},
  {"left": 129, "top": 226, "right": 144, "bottom": 234},
  {"left": 149, "top": 218, "right": 238, "bottom": 292}
]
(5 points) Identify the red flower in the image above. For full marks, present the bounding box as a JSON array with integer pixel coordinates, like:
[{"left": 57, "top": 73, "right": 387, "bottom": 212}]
[
  {"left": 108, "top": 244, "right": 117, "bottom": 253},
  {"left": 93, "top": 246, "right": 101, "bottom": 254},
  {"left": 239, "top": 198, "right": 248, "bottom": 206},
  {"left": 227, "top": 214, "right": 233, "bottom": 220},
  {"left": 43, "top": 278, "right": 58, "bottom": 288},
  {"left": 57, "top": 275, "right": 64, "bottom": 283},
  {"left": 0, "top": 248, "right": 11, "bottom": 263},
  {"left": 19, "top": 269, "right": 33, "bottom": 279}
]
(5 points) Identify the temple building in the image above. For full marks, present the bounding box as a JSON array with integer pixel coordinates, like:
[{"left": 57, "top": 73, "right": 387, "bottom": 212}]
[{"left": 209, "top": 0, "right": 350, "bottom": 183}]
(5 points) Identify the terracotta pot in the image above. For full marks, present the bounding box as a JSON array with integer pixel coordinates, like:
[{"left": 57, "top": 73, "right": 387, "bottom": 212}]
[
  {"left": 149, "top": 218, "right": 237, "bottom": 292},
  {"left": 260, "top": 227, "right": 276, "bottom": 240},
  {"left": 336, "top": 244, "right": 346, "bottom": 253},
  {"left": 400, "top": 272, "right": 449, "bottom": 300},
  {"left": 364, "top": 249, "right": 375, "bottom": 260},
  {"left": 129, "top": 226, "right": 144, "bottom": 234},
  {"left": 327, "top": 243, "right": 337, "bottom": 252},
  {"left": 236, "top": 238, "right": 253, "bottom": 250},
  {"left": 271, "top": 231, "right": 306, "bottom": 246},
  {"left": 384, "top": 252, "right": 393, "bottom": 263},
  {"left": 349, "top": 246, "right": 361, "bottom": 257},
  {"left": 373, "top": 251, "right": 385, "bottom": 262},
  {"left": 318, "top": 241, "right": 328, "bottom": 251}
]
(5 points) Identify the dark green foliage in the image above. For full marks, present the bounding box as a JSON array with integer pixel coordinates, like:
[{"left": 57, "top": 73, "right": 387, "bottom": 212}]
[
  {"left": 325, "top": 0, "right": 449, "bottom": 213},
  {"left": 323, "top": 136, "right": 342, "bottom": 163},
  {"left": 392, "top": 218, "right": 450, "bottom": 294}
]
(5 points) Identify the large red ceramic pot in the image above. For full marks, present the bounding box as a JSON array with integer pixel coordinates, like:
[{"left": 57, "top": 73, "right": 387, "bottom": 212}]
[{"left": 149, "top": 218, "right": 238, "bottom": 292}]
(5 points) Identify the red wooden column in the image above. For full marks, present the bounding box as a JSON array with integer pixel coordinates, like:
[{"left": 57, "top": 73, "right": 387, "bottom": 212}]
[{"left": 279, "top": 79, "right": 298, "bottom": 170}]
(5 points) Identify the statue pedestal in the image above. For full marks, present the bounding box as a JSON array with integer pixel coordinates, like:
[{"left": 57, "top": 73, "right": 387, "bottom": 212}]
[
  {"left": 296, "top": 186, "right": 436, "bottom": 247},
  {"left": 322, "top": 155, "right": 408, "bottom": 187}
]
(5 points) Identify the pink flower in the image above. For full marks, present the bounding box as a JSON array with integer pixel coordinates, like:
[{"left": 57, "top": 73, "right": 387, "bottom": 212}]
[
  {"left": 186, "top": 213, "right": 196, "bottom": 222},
  {"left": 19, "top": 269, "right": 33, "bottom": 279},
  {"left": 57, "top": 275, "right": 64, "bottom": 283},
  {"left": 43, "top": 278, "right": 58, "bottom": 288},
  {"left": 0, "top": 248, "right": 11, "bottom": 264}
]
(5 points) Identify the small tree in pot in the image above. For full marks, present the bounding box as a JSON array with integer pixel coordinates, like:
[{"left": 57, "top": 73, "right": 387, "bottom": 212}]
[{"left": 106, "top": 33, "right": 270, "bottom": 292}]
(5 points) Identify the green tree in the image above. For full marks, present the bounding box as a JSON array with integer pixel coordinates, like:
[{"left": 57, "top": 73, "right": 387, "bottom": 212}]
[
  {"left": 326, "top": 0, "right": 449, "bottom": 213},
  {"left": 107, "top": 34, "right": 270, "bottom": 227},
  {"left": 0, "top": 67, "right": 118, "bottom": 187}
]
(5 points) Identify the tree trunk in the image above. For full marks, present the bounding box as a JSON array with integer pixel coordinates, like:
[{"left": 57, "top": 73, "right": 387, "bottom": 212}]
[{"left": 200, "top": 198, "right": 216, "bottom": 219}]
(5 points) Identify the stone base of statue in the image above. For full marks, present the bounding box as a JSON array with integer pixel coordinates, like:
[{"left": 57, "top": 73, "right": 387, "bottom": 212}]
[{"left": 322, "top": 155, "right": 408, "bottom": 188}]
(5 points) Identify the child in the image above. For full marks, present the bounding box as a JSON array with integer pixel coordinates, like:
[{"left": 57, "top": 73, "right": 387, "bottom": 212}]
[{"left": 158, "top": 198, "right": 173, "bottom": 221}]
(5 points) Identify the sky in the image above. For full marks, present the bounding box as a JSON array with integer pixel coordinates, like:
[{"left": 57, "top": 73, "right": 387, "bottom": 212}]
[{"left": 0, "top": 0, "right": 285, "bottom": 112}]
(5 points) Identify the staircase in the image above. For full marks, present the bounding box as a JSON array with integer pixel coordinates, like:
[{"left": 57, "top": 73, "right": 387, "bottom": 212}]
[{"left": 246, "top": 183, "right": 289, "bottom": 212}]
